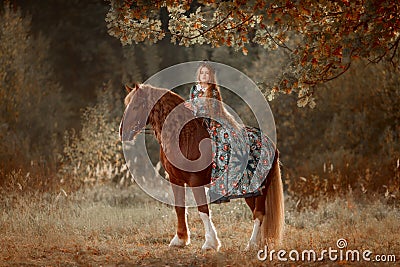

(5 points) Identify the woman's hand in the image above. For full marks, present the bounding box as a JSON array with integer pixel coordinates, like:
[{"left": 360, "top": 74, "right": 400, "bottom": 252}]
[{"left": 184, "top": 101, "right": 194, "bottom": 111}]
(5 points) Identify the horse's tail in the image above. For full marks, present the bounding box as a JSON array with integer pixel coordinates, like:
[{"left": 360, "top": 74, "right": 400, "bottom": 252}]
[{"left": 261, "top": 150, "right": 284, "bottom": 247}]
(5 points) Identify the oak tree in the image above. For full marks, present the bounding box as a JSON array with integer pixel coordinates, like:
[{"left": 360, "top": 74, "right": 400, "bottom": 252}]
[{"left": 106, "top": 0, "right": 399, "bottom": 107}]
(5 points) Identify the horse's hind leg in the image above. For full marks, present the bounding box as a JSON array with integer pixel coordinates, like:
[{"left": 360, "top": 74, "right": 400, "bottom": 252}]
[
  {"left": 245, "top": 197, "right": 255, "bottom": 212},
  {"left": 244, "top": 194, "right": 266, "bottom": 250},
  {"left": 169, "top": 182, "right": 190, "bottom": 247},
  {"left": 191, "top": 184, "right": 221, "bottom": 251}
]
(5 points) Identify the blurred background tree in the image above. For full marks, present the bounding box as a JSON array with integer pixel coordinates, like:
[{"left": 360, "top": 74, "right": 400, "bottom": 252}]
[{"left": 0, "top": 2, "right": 68, "bottom": 174}]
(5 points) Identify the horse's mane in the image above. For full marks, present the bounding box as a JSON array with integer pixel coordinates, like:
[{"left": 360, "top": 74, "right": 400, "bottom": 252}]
[
  {"left": 145, "top": 84, "right": 185, "bottom": 140},
  {"left": 124, "top": 84, "right": 184, "bottom": 106}
]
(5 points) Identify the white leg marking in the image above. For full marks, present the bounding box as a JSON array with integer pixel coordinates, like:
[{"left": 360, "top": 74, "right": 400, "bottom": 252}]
[
  {"left": 169, "top": 210, "right": 190, "bottom": 247},
  {"left": 199, "top": 212, "right": 221, "bottom": 251},
  {"left": 169, "top": 233, "right": 190, "bottom": 247},
  {"left": 245, "top": 218, "right": 261, "bottom": 251}
]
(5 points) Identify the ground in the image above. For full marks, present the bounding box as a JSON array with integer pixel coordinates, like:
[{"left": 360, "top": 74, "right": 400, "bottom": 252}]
[{"left": 1, "top": 185, "right": 399, "bottom": 266}]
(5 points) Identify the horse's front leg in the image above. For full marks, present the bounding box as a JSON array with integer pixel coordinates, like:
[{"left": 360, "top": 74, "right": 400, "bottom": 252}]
[
  {"left": 169, "top": 183, "right": 190, "bottom": 247},
  {"left": 191, "top": 186, "right": 221, "bottom": 251}
]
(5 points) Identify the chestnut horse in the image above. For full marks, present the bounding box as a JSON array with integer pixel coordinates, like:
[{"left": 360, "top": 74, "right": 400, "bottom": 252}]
[{"left": 120, "top": 84, "right": 284, "bottom": 251}]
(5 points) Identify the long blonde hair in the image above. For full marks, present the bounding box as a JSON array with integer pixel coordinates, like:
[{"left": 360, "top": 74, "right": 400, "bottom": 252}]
[{"left": 195, "top": 62, "right": 241, "bottom": 129}]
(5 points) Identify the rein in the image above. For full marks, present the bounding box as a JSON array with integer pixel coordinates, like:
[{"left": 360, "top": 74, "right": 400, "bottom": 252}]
[
  {"left": 143, "top": 127, "right": 154, "bottom": 135},
  {"left": 133, "top": 127, "right": 153, "bottom": 135}
]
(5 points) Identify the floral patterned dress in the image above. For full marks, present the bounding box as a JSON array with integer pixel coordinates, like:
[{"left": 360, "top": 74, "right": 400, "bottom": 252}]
[{"left": 189, "top": 84, "right": 275, "bottom": 203}]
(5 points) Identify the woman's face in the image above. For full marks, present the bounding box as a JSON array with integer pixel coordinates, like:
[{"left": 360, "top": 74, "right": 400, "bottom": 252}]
[{"left": 199, "top": 67, "right": 211, "bottom": 84}]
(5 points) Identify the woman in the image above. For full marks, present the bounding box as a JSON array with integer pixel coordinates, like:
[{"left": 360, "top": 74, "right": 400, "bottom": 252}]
[
  {"left": 185, "top": 62, "right": 274, "bottom": 203},
  {"left": 184, "top": 62, "right": 226, "bottom": 123}
]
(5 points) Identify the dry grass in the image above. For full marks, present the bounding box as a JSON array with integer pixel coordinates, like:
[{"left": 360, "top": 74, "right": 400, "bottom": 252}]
[{"left": 0, "top": 185, "right": 399, "bottom": 266}]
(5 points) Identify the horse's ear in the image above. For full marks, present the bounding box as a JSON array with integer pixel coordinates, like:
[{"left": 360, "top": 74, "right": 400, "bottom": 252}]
[
  {"left": 125, "top": 84, "right": 133, "bottom": 93},
  {"left": 125, "top": 84, "right": 140, "bottom": 93}
]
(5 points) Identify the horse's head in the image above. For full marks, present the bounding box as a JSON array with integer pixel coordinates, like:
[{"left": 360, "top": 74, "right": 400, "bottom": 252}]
[{"left": 119, "top": 84, "right": 151, "bottom": 141}]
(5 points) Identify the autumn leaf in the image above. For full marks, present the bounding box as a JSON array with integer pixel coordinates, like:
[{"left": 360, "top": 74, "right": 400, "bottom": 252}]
[{"left": 105, "top": 0, "right": 400, "bottom": 103}]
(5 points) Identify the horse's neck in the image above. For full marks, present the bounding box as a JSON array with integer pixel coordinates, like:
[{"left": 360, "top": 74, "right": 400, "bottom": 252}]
[
  {"left": 149, "top": 107, "right": 164, "bottom": 142},
  {"left": 148, "top": 93, "right": 178, "bottom": 143}
]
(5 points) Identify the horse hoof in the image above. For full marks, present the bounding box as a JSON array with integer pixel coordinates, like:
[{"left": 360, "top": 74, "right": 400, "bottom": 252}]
[
  {"left": 169, "top": 234, "right": 190, "bottom": 247},
  {"left": 201, "top": 238, "right": 221, "bottom": 251}
]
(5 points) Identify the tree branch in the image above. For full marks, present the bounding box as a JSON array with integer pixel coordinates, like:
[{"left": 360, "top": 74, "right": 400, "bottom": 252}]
[
  {"left": 323, "top": 63, "right": 351, "bottom": 82},
  {"left": 389, "top": 36, "right": 400, "bottom": 65},
  {"left": 303, "top": 63, "right": 351, "bottom": 85},
  {"left": 180, "top": 10, "right": 234, "bottom": 41},
  {"left": 222, "top": 14, "right": 254, "bottom": 32},
  {"left": 264, "top": 27, "right": 293, "bottom": 52}
]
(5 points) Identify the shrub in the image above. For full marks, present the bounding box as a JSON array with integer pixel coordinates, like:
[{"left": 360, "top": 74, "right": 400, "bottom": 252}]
[
  {"left": 59, "top": 83, "right": 129, "bottom": 186},
  {"left": 270, "top": 61, "right": 400, "bottom": 206}
]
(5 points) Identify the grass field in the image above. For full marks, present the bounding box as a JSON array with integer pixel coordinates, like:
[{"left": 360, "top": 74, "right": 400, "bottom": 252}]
[{"left": 1, "top": 185, "right": 399, "bottom": 266}]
